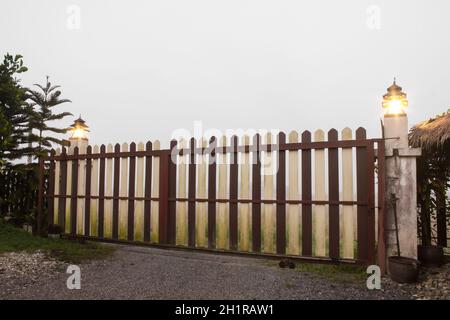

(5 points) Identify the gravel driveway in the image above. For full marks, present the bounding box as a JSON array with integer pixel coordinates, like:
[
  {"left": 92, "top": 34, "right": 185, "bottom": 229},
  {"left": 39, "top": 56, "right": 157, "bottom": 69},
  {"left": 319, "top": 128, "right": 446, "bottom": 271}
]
[{"left": 1, "top": 244, "right": 417, "bottom": 300}]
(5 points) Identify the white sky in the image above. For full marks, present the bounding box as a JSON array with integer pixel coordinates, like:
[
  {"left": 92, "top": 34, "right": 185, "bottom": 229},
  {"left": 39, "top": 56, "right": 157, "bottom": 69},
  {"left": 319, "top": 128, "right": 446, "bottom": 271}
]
[{"left": 1, "top": 0, "right": 449, "bottom": 147}]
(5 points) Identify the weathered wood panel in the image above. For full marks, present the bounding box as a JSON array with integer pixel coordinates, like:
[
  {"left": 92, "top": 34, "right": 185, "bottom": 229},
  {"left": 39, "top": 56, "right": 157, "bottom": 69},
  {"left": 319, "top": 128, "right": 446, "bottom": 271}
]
[
  {"left": 196, "top": 138, "right": 208, "bottom": 247},
  {"left": 150, "top": 140, "right": 160, "bottom": 243},
  {"left": 216, "top": 136, "right": 229, "bottom": 250},
  {"left": 262, "top": 132, "right": 275, "bottom": 253},
  {"left": 313, "top": 130, "right": 327, "bottom": 257},
  {"left": 90, "top": 145, "right": 99, "bottom": 236},
  {"left": 208, "top": 137, "right": 217, "bottom": 249},
  {"left": 239, "top": 135, "right": 251, "bottom": 252},
  {"left": 76, "top": 144, "right": 86, "bottom": 235},
  {"left": 119, "top": 143, "right": 129, "bottom": 240},
  {"left": 53, "top": 148, "right": 61, "bottom": 225},
  {"left": 65, "top": 147, "right": 72, "bottom": 234},
  {"left": 229, "top": 136, "right": 238, "bottom": 251},
  {"left": 252, "top": 134, "right": 261, "bottom": 252},
  {"left": 188, "top": 138, "right": 196, "bottom": 247},
  {"left": 143, "top": 141, "right": 153, "bottom": 242},
  {"left": 176, "top": 139, "right": 188, "bottom": 245},
  {"left": 301, "top": 131, "right": 312, "bottom": 256},
  {"left": 134, "top": 142, "right": 145, "bottom": 241},
  {"left": 328, "top": 129, "right": 340, "bottom": 259},
  {"left": 341, "top": 128, "right": 354, "bottom": 259},
  {"left": 276, "top": 132, "right": 286, "bottom": 254},
  {"left": 356, "top": 128, "right": 368, "bottom": 261},
  {"left": 104, "top": 144, "right": 114, "bottom": 238},
  {"left": 287, "top": 131, "right": 300, "bottom": 255}
]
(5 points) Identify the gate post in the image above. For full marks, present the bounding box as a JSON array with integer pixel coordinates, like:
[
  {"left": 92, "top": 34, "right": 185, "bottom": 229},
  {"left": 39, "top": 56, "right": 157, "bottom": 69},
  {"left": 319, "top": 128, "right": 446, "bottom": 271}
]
[{"left": 382, "top": 80, "right": 421, "bottom": 261}]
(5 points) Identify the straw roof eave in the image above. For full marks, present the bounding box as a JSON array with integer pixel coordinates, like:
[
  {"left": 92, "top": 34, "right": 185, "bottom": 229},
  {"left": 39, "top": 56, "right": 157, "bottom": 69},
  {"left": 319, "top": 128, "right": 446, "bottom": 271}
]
[{"left": 409, "top": 111, "right": 450, "bottom": 152}]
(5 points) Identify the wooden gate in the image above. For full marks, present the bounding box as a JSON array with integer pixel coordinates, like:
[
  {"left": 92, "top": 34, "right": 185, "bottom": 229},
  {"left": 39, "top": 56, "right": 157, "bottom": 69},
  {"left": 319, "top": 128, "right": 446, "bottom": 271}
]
[{"left": 38, "top": 127, "right": 386, "bottom": 267}]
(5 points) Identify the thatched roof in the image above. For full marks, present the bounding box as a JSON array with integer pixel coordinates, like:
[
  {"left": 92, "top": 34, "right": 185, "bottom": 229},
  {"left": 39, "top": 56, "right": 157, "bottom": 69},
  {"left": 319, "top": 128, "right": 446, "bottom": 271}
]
[{"left": 409, "top": 110, "right": 450, "bottom": 152}]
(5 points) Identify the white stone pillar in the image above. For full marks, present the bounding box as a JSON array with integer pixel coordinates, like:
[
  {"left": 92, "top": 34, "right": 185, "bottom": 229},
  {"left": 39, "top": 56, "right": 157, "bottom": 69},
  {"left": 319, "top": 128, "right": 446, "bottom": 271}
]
[
  {"left": 383, "top": 114, "right": 421, "bottom": 259},
  {"left": 68, "top": 138, "right": 88, "bottom": 154}
]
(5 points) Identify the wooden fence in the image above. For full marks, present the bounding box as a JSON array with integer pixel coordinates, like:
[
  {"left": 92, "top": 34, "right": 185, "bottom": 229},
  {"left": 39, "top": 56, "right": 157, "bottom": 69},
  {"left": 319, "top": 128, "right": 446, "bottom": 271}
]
[
  {"left": 1, "top": 166, "right": 40, "bottom": 224},
  {"left": 39, "top": 127, "right": 386, "bottom": 266}
]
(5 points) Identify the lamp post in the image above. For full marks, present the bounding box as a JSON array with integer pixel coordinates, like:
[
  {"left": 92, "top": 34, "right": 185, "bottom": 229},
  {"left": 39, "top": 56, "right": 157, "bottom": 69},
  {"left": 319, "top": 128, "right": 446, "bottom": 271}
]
[
  {"left": 67, "top": 115, "right": 90, "bottom": 235},
  {"left": 382, "top": 78, "right": 408, "bottom": 117},
  {"left": 382, "top": 79, "right": 410, "bottom": 149},
  {"left": 382, "top": 79, "right": 421, "bottom": 262},
  {"left": 68, "top": 115, "right": 90, "bottom": 152}
]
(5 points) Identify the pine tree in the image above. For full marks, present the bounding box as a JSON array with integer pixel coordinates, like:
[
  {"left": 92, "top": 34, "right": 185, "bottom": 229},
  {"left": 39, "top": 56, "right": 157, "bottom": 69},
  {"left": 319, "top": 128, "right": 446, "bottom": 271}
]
[{"left": 27, "top": 76, "right": 72, "bottom": 158}]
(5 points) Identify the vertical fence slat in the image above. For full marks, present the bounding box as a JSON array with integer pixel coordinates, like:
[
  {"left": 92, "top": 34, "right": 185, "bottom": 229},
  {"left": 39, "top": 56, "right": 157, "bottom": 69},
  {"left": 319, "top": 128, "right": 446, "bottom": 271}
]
[
  {"left": 176, "top": 139, "right": 187, "bottom": 245},
  {"left": 112, "top": 143, "right": 120, "bottom": 239},
  {"left": 313, "top": 129, "right": 326, "bottom": 257},
  {"left": 356, "top": 128, "right": 369, "bottom": 262},
  {"left": 302, "top": 131, "right": 312, "bottom": 256},
  {"left": 328, "top": 129, "right": 340, "bottom": 259},
  {"left": 188, "top": 138, "right": 197, "bottom": 247},
  {"left": 119, "top": 143, "right": 129, "bottom": 240},
  {"left": 341, "top": 128, "right": 354, "bottom": 259},
  {"left": 84, "top": 145, "right": 92, "bottom": 236},
  {"left": 229, "top": 135, "right": 239, "bottom": 251},
  {"left": 208, "top": 136, "right": 217, "bottom": 249},
  {"left": 97, "top": 145, "right": 106, "bottom": 237},
  {"left": 127, "top": 142, "right": 136, "bottom": 241},
  {"left": 168, "top": 140, "right": 177, "bottom": 245},
  {"left": 104, "top": 144, "right": 114, "bottom": 237},
  {"left": 65, "top": 148, "right": 72, "bottom": 234},
  {"left": 37, "top": 156, "right": 45, "bottom": 235},
  {"left": 76, "top": 144, "right": 87, "bottom": 235},
  {"left": 144, "top": 141, "right": 153, "bottom": 242},
  {"left": 239, "top": 135, "right": 251, "bottom": 251},
  {"left": 287, "top": 131, "right": 300, "bottom": 255},
  {"left": 53, "top": 148, "right": 61, "bottom": 225},
  {"left": 367, "top": 141, "right": 376, "bottom": 264},
  {"left": 276, "top": 132, "right": 286, "bottom": 254},
  {"left": 151, "top": 140, "right": 160, "bottom": 243},
  {"left": 47, "top": 150, "right": 56, "bottom": 227},
  {"left": 70, "top": 147, "right": 79, "bottom": 235},
  {"left": 134, "top": 142, "right": 145, "bottom": 241},
  {"left": 252, "top": 134, "right": 261, "bottom": 252},
  {"left": 262, "top": 132, "right": 275, "bottom": 253},
  {"left": 158, "top": 150, "right": 169, "bottom": 244},
  {"left": 58, "top": 148, "right": 67, "bottom": 230},
  {"left": 217, "top": 136, "right": 228, "bottom": 250},
  {"left": 197, "top": 138, "right": 208, "bottom": 247},
  {"left": 90, "top": 145, "right": 100, "bottom": 237}
]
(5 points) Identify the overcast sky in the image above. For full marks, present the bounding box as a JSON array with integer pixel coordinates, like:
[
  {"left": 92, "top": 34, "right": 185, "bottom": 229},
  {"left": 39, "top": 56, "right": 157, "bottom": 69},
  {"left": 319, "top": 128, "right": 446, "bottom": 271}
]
[{"left": 1, "top": 0, "right": 449, "bottom": 146}]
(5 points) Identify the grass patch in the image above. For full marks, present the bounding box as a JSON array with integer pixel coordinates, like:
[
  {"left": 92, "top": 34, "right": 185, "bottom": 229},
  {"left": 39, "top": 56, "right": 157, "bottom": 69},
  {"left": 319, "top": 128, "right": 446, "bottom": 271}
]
[
  {"left": 266, "top": 260, "right": 367, "bottom": 284},
  {"left": 0, "top": 222, "right": 116, "bottom": 263}
]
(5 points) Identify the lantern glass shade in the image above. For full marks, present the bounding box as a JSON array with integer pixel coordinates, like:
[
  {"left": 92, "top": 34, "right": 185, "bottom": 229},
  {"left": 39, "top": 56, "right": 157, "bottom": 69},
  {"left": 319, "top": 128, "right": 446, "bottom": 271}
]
[
  {"left": 69, "top": 116, "right": 89, "bottom": 140},
  {"left": 71, "top": 127, "right": 88, "bottom": 140},
  {"left": 382, "top": 80, "right": 408, "bottom": 116}
]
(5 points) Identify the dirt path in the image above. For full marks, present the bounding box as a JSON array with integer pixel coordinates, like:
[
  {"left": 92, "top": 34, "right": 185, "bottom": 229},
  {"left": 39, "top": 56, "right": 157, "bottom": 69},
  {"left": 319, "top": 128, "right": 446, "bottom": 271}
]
[{"left": 1, "top": 244, "right": 422, "bottom": 300}]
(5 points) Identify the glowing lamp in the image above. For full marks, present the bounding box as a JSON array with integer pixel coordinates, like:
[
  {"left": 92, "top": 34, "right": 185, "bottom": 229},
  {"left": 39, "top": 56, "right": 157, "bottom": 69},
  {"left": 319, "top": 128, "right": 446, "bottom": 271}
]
[
  {"left": 69, "top": 116, "right": 90, "bottom": 141},
  {"left": 382, "top": 79, "right": 408, "bottom": 116}
]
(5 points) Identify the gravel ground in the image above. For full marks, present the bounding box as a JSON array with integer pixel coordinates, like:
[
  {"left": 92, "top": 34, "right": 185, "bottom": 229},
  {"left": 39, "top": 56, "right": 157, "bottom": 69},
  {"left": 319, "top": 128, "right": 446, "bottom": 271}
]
[
  {"left": 0, "top": 251, "right": 66, "bottom": 298},
  {"left": 412, "top": 262, "right": 450, "bottom": 300},
  {"left": 0, "top": 245, "right": 447, "bottom": 300}
]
